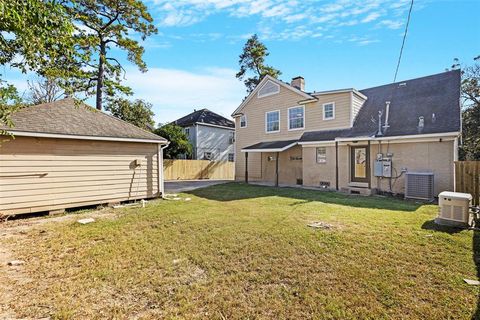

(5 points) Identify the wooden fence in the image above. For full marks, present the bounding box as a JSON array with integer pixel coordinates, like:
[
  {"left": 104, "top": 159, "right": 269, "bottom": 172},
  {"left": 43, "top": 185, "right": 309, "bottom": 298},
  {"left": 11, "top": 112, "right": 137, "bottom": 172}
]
[
  {"left": 455, "top": 161, "right": 480, "bottom": 206},
  {"left": 164, "top": 159, "right": 235, "bottom": 181}
]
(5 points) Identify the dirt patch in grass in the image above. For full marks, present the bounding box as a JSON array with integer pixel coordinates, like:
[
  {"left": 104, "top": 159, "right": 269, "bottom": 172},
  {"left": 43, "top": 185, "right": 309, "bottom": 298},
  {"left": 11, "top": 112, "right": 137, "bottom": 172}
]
[{"left": 1, "top": 183, "right": 479, "bottom": 319}]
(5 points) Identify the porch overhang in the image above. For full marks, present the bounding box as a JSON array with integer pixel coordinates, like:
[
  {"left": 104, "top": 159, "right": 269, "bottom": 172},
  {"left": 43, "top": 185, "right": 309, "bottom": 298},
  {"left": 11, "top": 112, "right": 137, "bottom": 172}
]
[{"left": 241, "top": 139, "right": 298, "bottom": 153}]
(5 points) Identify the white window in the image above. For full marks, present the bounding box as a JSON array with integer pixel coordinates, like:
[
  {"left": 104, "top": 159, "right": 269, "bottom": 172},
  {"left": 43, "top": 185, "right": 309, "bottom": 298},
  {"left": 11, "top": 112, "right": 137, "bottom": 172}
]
[
  {"left": 240, "top": 115, "right": 247, "bottom": 128},
  {"left": 323, "top": 102, "right": 335, "bottom": 120},
  {"left": 184, "top": 127, "right": 190, "bottom": 135},
  {"left": 258, "top": 80, "right": 280, "bottom": 98},
  {"left": 288, "top": 106, "right": 305, "bottom": 130},
  {"left": 228, "top": 153, "right": 234, "bottom": 162},
  {"left": 265, "top": 110, "right": 280, "bottom": 133},
  {"left": 204, "top": 152, "right": 213, "bottom": 160},
  {"left": 316, "top": 147, "right": 327, "bottom": 163}
]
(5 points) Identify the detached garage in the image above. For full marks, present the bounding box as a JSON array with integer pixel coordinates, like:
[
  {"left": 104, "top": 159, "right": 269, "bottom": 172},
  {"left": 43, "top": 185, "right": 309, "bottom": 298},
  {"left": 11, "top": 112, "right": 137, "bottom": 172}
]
[{"left": 0, "top": 98, "right": 168, "bottom": 216}]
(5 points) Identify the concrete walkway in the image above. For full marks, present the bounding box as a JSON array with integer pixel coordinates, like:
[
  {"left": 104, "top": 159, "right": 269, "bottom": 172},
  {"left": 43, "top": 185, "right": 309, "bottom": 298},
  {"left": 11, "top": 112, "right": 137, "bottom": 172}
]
[{"left": 164, "top": 180, "right": 231, "bottom": 193}]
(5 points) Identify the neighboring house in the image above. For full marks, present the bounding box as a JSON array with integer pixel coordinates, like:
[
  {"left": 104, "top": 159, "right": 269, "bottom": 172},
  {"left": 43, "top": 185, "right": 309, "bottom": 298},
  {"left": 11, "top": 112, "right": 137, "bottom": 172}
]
[
  {"left": 0, "top": 98, "right": 168, "bottom": 216},
  {"left": 173, "top": 108, "right": 235, "bottom": 161},
  {"left": 232, "top": 70, "right": 461, "bottom": 198}
]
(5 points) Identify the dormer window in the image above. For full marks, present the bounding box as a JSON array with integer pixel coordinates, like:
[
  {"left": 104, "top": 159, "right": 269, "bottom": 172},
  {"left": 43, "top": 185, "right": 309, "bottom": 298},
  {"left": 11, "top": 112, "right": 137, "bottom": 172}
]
[
  {"left": 258, "top": 80, "right": 280, "bottom": 98},
  {"left": 240, "top": 115, "right": 247, "bottom": 128},
  {"left": 323, "top": 102, "right": 335, "bottom": 120}
]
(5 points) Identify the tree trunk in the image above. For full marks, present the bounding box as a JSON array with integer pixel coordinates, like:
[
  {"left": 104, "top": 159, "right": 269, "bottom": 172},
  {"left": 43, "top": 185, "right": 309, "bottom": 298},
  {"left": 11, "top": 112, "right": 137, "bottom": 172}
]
[{"left": 96, "top": 41, "right": 106, "bottom": 110}]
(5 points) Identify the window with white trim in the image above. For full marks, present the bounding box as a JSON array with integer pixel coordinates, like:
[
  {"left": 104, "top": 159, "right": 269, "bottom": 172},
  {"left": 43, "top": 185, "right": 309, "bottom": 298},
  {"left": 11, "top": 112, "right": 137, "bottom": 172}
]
[
  {"left": 288, "top": 106, "right": 304, "bottom": 130},
  {"left": 323, "top": 103, "right": 335, "bottom": 120},
  {"left": 266, "top": 110, "right": 280, "bottom": 133},
  {"left": 240, "top": 115, "right": 247, "bottom": 128},
  {"left": 316, "top": 147, "right": 327, "bottom": 163},
  {"left": 184, "top": 127, "right": 190, "bottom": 136}
]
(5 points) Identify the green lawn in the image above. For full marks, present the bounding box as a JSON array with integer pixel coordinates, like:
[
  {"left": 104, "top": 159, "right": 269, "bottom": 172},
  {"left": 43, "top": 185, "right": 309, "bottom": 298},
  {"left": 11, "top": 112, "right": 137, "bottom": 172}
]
[{"left": 3, "top": 182, "right": 480, "bottom": 319}]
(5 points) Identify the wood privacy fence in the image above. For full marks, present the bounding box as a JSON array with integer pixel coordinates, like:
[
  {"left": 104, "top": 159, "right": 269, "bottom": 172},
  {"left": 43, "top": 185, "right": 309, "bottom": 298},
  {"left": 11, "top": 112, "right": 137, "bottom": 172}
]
[
  {"left": 164, "top": 159, "right": 235, "bottom": 181},
  {"left": 455, "top": 161, "right": 480, "bottom": 206}
]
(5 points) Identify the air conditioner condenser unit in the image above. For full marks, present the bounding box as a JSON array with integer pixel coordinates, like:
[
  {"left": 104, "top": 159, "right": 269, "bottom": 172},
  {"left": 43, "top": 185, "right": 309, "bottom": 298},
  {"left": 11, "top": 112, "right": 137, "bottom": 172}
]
[{"left": 436, "top": 191, "right": 473, "bottom": 227}]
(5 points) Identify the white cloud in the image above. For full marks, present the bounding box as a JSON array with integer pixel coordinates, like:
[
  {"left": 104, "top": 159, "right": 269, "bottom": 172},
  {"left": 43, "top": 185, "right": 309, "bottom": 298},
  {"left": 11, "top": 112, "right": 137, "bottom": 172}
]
[
  {"left": 361, "top": 12, "right": 381, "bottom": 23},
  {"left": 123, "top": 67, "right": 246, "bottom": 124},
  {"left": 148, "top": 0, "right": 423, "bottom": 42},
  {"left": 378, "top": 19, "right": 404, "bottom": 29}
]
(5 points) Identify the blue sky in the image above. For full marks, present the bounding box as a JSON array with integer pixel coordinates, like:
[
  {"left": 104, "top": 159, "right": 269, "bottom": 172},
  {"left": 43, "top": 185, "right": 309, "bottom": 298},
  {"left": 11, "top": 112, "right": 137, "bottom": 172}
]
[{"left": 3, "top": 0, "right": 479, "bottom": 124}]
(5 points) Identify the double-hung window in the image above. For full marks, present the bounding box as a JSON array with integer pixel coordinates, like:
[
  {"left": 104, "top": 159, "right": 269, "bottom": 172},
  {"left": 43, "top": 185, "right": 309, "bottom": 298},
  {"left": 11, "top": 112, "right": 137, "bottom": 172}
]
[
  {"left": 288, "top": 106, "right": 304, "bottom": 130},
  {"left": 240, "top": 115, "right": 247, "bottom": 128},
  {"left": 323, "top": 102, "right": 335, "bottom": 120},
  {"left": 266, "top": 110, "right": 280, "bottom": 133}
]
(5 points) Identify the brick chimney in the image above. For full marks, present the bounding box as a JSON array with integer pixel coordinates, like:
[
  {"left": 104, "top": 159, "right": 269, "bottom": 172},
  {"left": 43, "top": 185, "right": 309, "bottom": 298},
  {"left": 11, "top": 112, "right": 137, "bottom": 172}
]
[{"left": 291, "top": 76, "right": 305, "bottom": 91}]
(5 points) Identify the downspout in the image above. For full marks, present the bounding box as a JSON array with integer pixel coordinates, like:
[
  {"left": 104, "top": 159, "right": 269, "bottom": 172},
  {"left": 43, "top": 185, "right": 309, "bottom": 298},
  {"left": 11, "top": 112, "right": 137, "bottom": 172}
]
[
  {"left": 158, "top": 142, "right": 170, "bottom": 198},
  {"left": 275, "top": 152, "right": 279, "bottom": 187},
  {"left": 335, "top": 141, "right": 339, "bottom": 190}
]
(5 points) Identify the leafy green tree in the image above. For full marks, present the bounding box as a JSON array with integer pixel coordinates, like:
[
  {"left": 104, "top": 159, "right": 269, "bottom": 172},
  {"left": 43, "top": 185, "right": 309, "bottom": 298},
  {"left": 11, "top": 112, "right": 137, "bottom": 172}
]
[
  {"left": 0, "top": 0, "right": 75, "bottom": 132},
  {"left": 59, "top": 0, "right": 158, "bottom": 110},
  {"left": 154, "top": 124, "right": 192, "bottom": 159},
  {"left": 0, "top": 81, "right": 23, "bottom": 134},
  {"left": 236, "top": 34, "right": 281, "bottom": 93},
  {"left": 106, "top": 97, "right": 155, "bottom": 131},
  {"left": 0, "top": 0, "right": 75, "bottom": 73},
  {"left": 459, "top": 57, "right": 480, "bottom": 160}
]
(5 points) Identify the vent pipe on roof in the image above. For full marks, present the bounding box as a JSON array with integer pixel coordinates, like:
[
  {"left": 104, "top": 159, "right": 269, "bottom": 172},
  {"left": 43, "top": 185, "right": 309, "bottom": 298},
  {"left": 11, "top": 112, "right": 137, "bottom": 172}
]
[
  {"left": 383, "top": 101, "right": 391, "bottom": 132},
  {"left": 377, "top": 110, "right": 383, "bottom": 136},
  {"left": 418, "top": 116, "right": 425, "bottom": 133}
]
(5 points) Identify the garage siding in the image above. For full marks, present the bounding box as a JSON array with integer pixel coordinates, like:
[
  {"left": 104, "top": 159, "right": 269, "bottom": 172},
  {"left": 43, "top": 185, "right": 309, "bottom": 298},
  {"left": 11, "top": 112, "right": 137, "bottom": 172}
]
[{"left": 0, "top": 136, "right": 160, "bottom": 215}]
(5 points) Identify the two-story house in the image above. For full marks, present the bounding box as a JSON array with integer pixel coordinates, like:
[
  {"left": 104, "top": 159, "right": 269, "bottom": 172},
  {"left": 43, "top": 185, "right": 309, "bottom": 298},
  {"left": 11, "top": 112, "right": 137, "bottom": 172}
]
[
  {"left": 232, "top": 70, "right": 461, "bottom": 198},
  {"left": 173, "top": 108, "right": 235, "bottom": 162}
]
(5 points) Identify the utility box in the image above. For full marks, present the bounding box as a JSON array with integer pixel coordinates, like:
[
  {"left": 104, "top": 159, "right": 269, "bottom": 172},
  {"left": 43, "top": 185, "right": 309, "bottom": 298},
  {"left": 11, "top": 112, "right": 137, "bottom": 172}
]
[
  {"left": 374, "top": 159, "right": 392, "bottom": 178},
  {"left": 436, "top": 191, "right": 473, "bottom": 227}
]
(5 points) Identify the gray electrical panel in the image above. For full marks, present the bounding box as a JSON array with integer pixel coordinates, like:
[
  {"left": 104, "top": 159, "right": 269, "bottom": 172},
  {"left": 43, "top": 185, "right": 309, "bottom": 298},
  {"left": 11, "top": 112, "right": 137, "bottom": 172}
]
[
  {"left": 374, "top": 159, "right": 392, "bottom": 177},
  {"left": 382, "top": 159, "right": 392, "bottom": 177},
  {"left": 374, "top": 160, "right": 383, "bottom": 177}
]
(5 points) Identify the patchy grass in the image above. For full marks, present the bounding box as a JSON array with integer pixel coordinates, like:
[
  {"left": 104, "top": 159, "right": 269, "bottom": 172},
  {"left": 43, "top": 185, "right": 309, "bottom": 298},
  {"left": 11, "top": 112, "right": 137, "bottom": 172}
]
[{"left": 2, "top": 182, "right": 479, "bottom": 319}]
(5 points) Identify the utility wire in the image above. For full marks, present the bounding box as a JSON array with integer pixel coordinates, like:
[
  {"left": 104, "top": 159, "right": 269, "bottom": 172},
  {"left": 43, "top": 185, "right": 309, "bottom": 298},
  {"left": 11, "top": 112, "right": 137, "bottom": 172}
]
[{"left": 393, "top": 0, "right": 414, "bottom": 83}]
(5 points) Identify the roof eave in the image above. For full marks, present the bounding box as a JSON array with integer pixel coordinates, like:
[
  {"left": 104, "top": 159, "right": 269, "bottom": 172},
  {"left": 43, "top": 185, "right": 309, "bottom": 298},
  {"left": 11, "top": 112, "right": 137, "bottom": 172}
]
[{"left": 4, "top": 130, "right": 169, "bottom": 144}]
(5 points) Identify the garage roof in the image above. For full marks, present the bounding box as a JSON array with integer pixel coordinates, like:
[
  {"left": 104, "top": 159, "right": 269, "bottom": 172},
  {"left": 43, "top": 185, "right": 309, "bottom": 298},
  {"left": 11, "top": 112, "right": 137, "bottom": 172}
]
[{"left": 0, "top": 98, "right": 167, "bottom": 143}]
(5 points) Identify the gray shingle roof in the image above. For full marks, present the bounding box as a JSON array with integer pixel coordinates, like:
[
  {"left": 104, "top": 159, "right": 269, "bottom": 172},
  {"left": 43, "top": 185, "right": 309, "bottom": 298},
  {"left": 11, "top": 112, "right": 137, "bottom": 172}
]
[
  {"left": 300, "top": 129, "right": 351, "bottom": 142},
  {"left": 299, "top": 70, "right": 461, "bottom": 142},
  {"left": 0, "top": 98, "right": 167, "bottom": 142},
  {"left": 174, "top": 109, "right": 234, "bottom": 128},
  {"left": 243, "top": 139, "right": 298, "bottom": 150},
  {"left": 351, "top": 69, "right": 461, "bottom": 137}
]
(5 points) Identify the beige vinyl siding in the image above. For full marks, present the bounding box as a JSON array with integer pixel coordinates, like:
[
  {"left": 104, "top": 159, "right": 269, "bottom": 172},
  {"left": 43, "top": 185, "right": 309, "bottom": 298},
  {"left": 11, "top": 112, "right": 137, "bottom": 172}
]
[
  {"left": 351, "top": 92, "right": 366, "bottom": 126},
  {"left": 235, "top": 86, "right": 354, "bottom": 180},
  {"left": 0, "top": 136, "right": 160, "bottom": 215},
  {"left": 307, "top": 92, "right": 352, "bottom": 130}
]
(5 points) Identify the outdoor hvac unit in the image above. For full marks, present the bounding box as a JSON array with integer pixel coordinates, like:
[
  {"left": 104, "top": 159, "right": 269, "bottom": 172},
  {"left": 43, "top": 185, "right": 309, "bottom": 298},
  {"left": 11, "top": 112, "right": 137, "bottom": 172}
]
[
  {"left": 405, "top": 172, "right": 434, "bottom": 201},
  {"left": 436, "top": 191, "right": 473, "bottom": 227}
]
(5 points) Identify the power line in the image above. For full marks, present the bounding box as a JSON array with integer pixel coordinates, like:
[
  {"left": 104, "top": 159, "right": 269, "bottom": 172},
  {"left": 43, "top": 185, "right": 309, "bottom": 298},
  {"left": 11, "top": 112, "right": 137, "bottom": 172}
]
[{"left": 393, "top": 0, "right": 414, "bottom": 83}]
